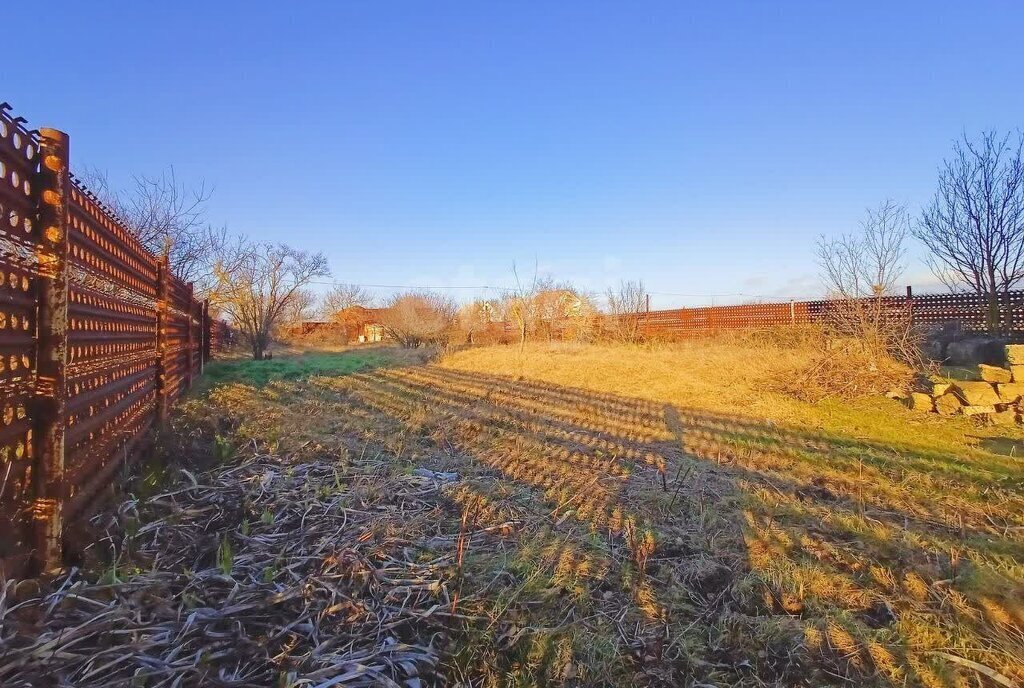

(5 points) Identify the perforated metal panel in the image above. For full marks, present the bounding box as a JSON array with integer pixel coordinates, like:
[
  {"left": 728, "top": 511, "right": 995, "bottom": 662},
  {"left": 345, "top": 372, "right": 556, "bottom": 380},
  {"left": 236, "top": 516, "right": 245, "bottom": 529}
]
[
  {"left": 0, "top": 106, "right": 39, "bottom": 573},
  {"left": 0, "top": 102, "right": 226, "bottom": 576}
]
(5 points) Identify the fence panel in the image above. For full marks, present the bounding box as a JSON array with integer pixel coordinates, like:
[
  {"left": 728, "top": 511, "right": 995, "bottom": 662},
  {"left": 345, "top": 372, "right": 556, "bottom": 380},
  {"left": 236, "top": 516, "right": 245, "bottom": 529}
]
[
  {"left": 632, "top": 292, "right": 1024, "bottom": 339},
  {"left": 63, "top": 179, "right": 162, "bottom": 519},
  {"left": 0, "top": 102, "right": 225, "bottom": 578},
  {"left": 0, "top": 106, "right": 41, "bottom": 575}
]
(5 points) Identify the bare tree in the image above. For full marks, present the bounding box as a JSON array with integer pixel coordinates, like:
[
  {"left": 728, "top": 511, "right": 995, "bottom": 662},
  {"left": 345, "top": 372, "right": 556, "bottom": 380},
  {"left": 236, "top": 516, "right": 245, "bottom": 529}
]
[
  {"left": 817, "top": 199, "right": 914, "bottom": 368},
  {"left": 506, "top": 263, "right": 540, "bottom": 355},
  {"left": 278, "top": 289, "right": 318, "bottom": 331},
  {"left": 319, "top": 283, "right": 376, "bottom": 320},
  {"left": 604, "top": 280, "right": 648, "bottom": 343},
  {"left": 76, "top": 167, "right": 227, "bottom": 294},
  {"left": 914, "top": 130, "right": 1024, "bottom": 334},
  {"left": 211, "top": 241, "right": 330, "bottom": 360},
  {"left": 455, "top": 299, "right": 499, "bottom": 345},
  {"left": 379, "top": 291, "right": 457, "bottom": 348}
]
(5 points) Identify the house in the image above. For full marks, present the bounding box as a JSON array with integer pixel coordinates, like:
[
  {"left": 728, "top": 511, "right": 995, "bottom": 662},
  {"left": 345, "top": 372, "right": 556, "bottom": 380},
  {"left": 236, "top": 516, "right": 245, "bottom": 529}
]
[
  {"left": 284, "top": 306, "right": 386, "bottom": 344},
  {"left": 333, "top": 306, "right": 387, "bottom": 343}
]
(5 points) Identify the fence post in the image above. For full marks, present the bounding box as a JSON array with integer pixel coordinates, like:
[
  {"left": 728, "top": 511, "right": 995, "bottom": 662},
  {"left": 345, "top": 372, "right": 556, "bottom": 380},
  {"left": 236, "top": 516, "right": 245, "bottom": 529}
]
[
  {"left": 185, "top": 283, "right": 194, "bottom": 390},
  {"left": 199, "top": 299, "right": 207, "bottom": 370},
  {"left": 202, "top": 299, "right": 211, "bottom": 365},
  {"left": 790, "top": 299, "right": 795, "bottom": 324},
  {"left": 906, "top": 285, "right": 914, "bottom": 327},
  {"left": 154, "top": 255, "right": 170, "bottom": 424},
  {"left": 31, "top": 128, "right": 71, "bottom": 573}
]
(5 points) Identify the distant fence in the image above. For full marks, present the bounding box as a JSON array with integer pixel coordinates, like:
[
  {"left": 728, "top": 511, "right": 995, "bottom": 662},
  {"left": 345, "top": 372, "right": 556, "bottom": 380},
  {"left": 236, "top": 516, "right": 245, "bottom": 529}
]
[
  {"left": 461, "top": 290, "right": 1017, "bottom": 345},
  {"left": 1, "top": 103, "right": 226, "bottom": 577},
  {"left": 630, "top": 290, "right": 1021, "bottom": 339}
]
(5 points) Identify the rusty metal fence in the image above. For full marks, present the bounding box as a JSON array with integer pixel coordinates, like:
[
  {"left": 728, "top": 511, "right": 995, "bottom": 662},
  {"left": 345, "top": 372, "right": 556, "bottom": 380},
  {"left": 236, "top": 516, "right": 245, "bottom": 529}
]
[
  {"left": 465, "top": 292, "right": 1019, "bottom": 344},
  {"left": 1, "top": 103, "right": 223, "bottom": 577},
  {"left": 629, "top": 291, "right": 1022, "bottom": 339}
]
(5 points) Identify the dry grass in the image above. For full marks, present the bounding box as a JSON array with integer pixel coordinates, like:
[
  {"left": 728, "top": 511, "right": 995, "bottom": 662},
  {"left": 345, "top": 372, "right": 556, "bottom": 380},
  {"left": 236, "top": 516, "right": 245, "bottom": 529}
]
[
  {"left": 3, "top": 343, "right": 1023, "bottom": 686},
  {"left": 441, "top": 339, "right": 1018, "bottom": 455},
  {"left": 441, "top": 341, "right": 1024, "bottom": 686},
  {"left": 780, "top": 346, "right": 917, "bottom": 403}
]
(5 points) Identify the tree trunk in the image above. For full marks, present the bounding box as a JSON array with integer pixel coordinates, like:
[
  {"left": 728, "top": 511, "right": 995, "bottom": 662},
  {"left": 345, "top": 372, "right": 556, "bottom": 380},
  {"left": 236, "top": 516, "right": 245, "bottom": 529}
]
[
  {"left": 251, "top": 334, "right": 267, "bottom": 360},
  {"left": 986, "top": 290, "right": 1001, "bottom": 336}
]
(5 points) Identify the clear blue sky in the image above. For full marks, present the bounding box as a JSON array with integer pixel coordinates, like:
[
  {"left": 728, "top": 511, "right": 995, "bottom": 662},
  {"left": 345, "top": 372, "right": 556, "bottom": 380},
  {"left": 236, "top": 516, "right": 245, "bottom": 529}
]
[{"left": 6, "top": 2, "right": 1023, "bottom": 307}]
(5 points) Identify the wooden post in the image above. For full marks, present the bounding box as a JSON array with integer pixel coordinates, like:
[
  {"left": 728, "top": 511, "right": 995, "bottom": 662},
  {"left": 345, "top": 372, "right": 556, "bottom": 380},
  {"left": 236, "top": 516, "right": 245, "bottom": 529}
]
[
  {"left": 154, "top": 255, "right": 170, "bottom": 424},
  {"left": 31, "top": 128, "right": 71, "bottom": 573},
  {"left": 790, "top": 299, "right": 795, "bottom": 324},
  {"left": 906, "top": 285, "right": 914, "bottom": 327},
  {"left": 185, "top": 283, "right": 194, "bottom": 390}
]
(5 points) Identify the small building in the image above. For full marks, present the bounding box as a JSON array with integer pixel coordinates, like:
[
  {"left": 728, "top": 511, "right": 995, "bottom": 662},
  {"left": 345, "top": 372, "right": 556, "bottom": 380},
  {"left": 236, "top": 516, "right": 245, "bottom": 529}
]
[
  {"left": 333, "top": 306, "right": 387, "bottom": 344},
  {"left": 284, "top": 306, "right": 386, "bottom": 344}
]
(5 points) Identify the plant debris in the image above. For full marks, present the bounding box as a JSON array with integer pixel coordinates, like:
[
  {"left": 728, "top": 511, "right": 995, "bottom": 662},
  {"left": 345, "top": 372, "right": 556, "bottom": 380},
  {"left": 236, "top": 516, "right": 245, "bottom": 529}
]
[{"left": 1, "top": 454, "right": 462, "bottom": 687}]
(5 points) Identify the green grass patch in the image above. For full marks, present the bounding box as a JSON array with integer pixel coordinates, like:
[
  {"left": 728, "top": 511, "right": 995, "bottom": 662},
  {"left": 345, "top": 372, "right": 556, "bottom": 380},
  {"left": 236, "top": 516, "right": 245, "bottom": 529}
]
[{"left": 198, "top": 350, "right": 393, "bottom": 391}]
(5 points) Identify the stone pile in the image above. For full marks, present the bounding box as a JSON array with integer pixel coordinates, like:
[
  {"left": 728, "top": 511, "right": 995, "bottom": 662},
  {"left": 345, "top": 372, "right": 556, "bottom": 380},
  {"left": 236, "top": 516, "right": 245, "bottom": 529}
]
[{"left": 904, "top": 344, "right": 1024, "bottom": 425}]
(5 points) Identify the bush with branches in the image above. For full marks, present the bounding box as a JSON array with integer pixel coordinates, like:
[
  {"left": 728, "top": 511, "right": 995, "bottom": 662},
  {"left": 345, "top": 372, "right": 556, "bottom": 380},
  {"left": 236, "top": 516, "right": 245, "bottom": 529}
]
[
  {"left": 380, "top": 291, "right": 458, "bottom": 348},
  {"left": 791, "top": 200, "right": 923, "bottom": 400}
]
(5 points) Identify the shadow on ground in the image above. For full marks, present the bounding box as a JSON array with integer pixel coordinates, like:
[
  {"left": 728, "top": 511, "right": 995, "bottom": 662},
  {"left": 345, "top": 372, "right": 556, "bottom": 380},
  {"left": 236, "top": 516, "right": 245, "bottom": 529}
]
[{"left": 311, "top": 364, "right": 1024, "bottom": 687}]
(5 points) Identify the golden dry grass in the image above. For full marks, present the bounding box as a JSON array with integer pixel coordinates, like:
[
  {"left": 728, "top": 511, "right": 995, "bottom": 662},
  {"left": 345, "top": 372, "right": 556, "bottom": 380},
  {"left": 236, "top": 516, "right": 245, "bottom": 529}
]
[
  {"left": 440, "top": 341, "right": 1024, "bottom": 686},
  {"left": 441, "top": 339, "right": 1020, "bottom": 456}
]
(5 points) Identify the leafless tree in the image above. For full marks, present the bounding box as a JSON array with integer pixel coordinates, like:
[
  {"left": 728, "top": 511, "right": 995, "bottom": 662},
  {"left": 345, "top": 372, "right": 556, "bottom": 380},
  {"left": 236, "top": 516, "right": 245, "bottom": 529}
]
[
  {"left": 278, "top": 289, "right": 318, "bottom": 330},
  {"left": 914, "top": 130, "right": 1024, "bottom": 333},
  {"left": 319, "top": 283, "right": 376, "bottom": 320},
  {"left": 604, "top": 280, "right": 648, "bottom": 343},
  {"left": 379, "top": 291, "right": 458, "bottom": 348},
  {"left": 455, "top": 299, "right": 499, "bottom": 345},
  {"left": 817, "top": 199, "right": 915, "bottom": 368},
  {"left": 211, "top": 241, "right": 330, "bottom": 359},
  {"left": 506, "top": 263, "right": 540, "bottom": 355},
  {"left": 76, "top": 167, "right": 227, "bottom": 294}
]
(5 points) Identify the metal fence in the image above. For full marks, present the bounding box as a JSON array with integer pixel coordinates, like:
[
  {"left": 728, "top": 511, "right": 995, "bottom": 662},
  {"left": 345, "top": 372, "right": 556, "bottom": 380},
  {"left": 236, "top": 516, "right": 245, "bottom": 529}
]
[
  {"left": 1, "top": 103, "right": 223, "bottom": 577},
  {"left": 631, "top": 290, "right": 1020, "bottom": 339}
]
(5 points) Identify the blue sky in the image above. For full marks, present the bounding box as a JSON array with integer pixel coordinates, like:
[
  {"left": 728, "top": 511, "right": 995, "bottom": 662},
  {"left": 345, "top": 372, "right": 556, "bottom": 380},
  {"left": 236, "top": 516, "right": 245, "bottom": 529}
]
[{"left": 6, "top": 2, "right": 1024, "bottom": 307}]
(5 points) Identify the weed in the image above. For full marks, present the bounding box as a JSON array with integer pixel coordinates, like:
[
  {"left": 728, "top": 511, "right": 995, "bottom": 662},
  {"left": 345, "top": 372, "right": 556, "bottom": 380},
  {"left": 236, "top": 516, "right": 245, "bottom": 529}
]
[{"left": 217, "top": 535, "right": 233, "bottom": 576}]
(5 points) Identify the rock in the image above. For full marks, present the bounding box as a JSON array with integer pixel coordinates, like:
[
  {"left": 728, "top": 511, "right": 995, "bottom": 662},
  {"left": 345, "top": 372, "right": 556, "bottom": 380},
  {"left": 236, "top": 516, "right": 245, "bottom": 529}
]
[
  {"left": 978, "top": 364, "right": 1012, "bottom": 383},
  {"left": 946, "top": 337, "right": 1008, "bottom": 366},
  {"left": 1012, "top": 365, "right": 1024, "bottom": 383},
  {"left": 1006, "top": 344, "right": 1024, "bottom": 365},
  {"left": 927, "top": 374, "right": 953, "bottom": 396},
  {"left": 961, "top": 405, "right": 997, "bottom": 416},
  {"left": 935, "top": 393, "right": 963, "bottom": 416},
  {"left": 884, "top": 388, "right": 906, "bottom": 400},
  {"left": 907, "top": 392, "right": 934, "bottom": 412},
  {"left": 996, "top": 383, "right": 1024, "bottom": 403},
  {"left": 952, "top": 381, "right": 1001, "bottom": 406},
  {"left": 991, "top": 409, "right": 1019, "bottom": 425}
]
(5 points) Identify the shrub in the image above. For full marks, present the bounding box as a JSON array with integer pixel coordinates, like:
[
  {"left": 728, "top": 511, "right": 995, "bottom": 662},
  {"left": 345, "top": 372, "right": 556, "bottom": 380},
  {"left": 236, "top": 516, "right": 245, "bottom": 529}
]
[
  {"left": 380, "top": 291, "right": 457, "bottom": 347},
  {"left": 779, "top": 344, "right": 916, "bottom": 402}
]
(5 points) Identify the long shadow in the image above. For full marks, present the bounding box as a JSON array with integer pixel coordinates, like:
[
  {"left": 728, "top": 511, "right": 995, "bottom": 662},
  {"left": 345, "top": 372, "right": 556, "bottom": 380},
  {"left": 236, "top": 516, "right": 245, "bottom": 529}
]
[{"left": 332, "top": 364, "right": 1024, "bottom": 687}]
